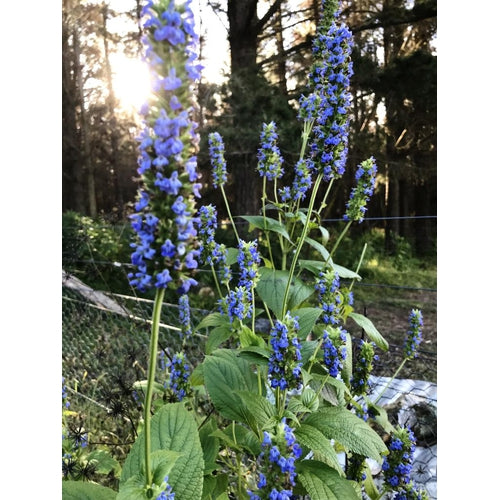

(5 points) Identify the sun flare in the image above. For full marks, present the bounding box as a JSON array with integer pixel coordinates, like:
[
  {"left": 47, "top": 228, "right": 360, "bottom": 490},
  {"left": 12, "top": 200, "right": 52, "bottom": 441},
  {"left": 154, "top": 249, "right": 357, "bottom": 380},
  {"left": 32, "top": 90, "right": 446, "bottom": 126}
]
[{"left": 111, "top": 54, "right": 153, "bottom": 112}]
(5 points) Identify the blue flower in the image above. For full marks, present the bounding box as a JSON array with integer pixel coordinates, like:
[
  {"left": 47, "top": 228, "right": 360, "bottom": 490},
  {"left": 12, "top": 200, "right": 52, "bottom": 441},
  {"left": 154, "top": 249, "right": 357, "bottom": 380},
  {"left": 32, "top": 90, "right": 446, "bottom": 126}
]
[
  {"left": 237, "top": 240, "right": 261, "bottom": 290},
  {"left": 344, "top": 157, "right": 377, "bottom": 223},
  {"left": 129, "top": 0, "right": 202, "bottom": 294},
  {"left": 208, "top": 132, "right": 227, "bottom": 188},
  {"left": 178, "top": 294, "right": 192, "bottom": 337},
  {"left": 299, "top": 2, "right": 354, "bottom": 181},
  {"left": 156, "top": 474, "right": 175, "bottom": 499},
  {"left": 268, "top": 313, "right": 302, "bottom": 390},
  {"left": 251, "top": 420, "right": 302, "bottom": 499},
  {"left": 404, "top": 309, "right": 424, "bottom": 359},
  {"left": 257, "top": 122, "right": 284, "bottom": 181},
  {"left": 382, "top": 427, "right": 417, "bottom": 494},
  {"left": 350, "top": 340, "right": 378, "bottom": 396},
  {"left": 165, "top": 352, "right": 191, "bottom": 402}
]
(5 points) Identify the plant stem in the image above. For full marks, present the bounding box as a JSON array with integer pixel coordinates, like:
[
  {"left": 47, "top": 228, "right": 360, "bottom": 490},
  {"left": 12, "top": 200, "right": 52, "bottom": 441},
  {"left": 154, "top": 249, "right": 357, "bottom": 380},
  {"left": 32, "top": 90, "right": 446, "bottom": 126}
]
[
  {"left": 144, "top": 287, "right": 165, "bottom": 488},
  {"left": 262, "top": 176, "right": 276, "bottom": 268},
  {"left": 281, "top": 173, "right": 323, "bottom": 319},
  {"left": 211, "top": 264, "right": 224, "bottom": 299},
  {"left": 374, "top": 358, "right": 407, "bottom": 405},
  {"left": 327, "top": 220, "right": 352, "bottom": 266},
  {"left": 221, "top": 184, "right": 240, "bottom": 244},
  {"left": 349, "top": 243, "right": 367, "bottom": 292}
]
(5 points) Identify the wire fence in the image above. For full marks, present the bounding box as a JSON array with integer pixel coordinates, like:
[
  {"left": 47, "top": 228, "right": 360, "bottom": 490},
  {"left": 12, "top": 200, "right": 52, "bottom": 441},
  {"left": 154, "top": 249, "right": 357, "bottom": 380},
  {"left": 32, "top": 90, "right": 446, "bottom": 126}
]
[{"left": 62, "top": 215, "right": 437, "bottom": 497}]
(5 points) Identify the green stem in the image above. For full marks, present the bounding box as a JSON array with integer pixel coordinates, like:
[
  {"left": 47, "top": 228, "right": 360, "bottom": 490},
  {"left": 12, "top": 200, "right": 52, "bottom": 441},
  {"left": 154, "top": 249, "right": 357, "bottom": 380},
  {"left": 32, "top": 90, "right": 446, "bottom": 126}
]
[
  {"left": 262, "top": 177, "right": 276, "bottom": 268},
  {"left": 307, "top": 338, "right": 324, "bottom": 374},
  {"left": 144, "top": 287, "right": 165, "bottom": 488},
  {"left": 317, "top": 177, "right": 335, "bottom": 217},
  {"left": 221, "top": 184, "right": 240, "bottom": 243},
  {"left": 349, "top": 243, "right": 367, "bottom": 292},
  {"left": 322, "top": 220, "right": 352, "bottom": 272},
  {"left": 374, "top": 358, "right": 407, "bottom": 405},
  {"left": 210, "top": 264, "right": 224, "bottom": 300},
  {"left": 281, "top": 174, "right": 323, "bottom": 319}
]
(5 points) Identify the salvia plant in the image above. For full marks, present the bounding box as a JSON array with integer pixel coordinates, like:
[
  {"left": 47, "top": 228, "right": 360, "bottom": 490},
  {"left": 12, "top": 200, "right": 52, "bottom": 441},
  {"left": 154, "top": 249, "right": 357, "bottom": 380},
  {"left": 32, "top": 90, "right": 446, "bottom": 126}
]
[{"left": 62, "top": 1, "right": 430, "bottom": 499}]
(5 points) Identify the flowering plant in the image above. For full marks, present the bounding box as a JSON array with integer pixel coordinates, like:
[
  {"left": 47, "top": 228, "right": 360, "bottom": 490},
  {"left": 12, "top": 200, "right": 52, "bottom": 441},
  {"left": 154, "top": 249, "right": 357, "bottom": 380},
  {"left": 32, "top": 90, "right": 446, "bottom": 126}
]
[{"left": 62, "top": 1, "right": 429, "bottom": 499}]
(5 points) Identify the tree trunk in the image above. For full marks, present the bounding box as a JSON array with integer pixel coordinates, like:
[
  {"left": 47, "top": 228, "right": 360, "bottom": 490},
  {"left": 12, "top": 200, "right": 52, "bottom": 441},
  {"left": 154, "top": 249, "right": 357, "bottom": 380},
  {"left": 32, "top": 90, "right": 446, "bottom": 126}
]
[
  {"left": 227, "top": 0, "right": 261, "bottom": 219},
  {"left": 102, "top": 5, "right": 124, "bottom": 217},
  {"left": 62, "top": 1, "right": 86, "bottom": 214},
  {"left": 382, "top": 0, "right": 405, "bottom": 254}
]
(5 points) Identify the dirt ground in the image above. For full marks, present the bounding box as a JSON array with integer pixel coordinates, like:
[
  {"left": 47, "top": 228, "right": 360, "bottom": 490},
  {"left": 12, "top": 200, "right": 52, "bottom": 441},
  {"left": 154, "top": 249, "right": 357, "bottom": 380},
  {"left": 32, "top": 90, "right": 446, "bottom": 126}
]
[{"left": 347, "top": 287, "right": 437, "bottom": 383}]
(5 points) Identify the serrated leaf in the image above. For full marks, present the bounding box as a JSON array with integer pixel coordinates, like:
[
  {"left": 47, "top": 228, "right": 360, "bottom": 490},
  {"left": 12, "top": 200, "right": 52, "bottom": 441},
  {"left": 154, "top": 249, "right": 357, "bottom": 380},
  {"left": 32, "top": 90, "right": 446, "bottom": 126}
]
[
  {"left": 190, "top": 363, "right": 204, "bottom": 386},
  {"left": 301, "top": 387, "right": 319, "bottom": 411},
  {"left": 297, "top": 461, "right": 360, "bottom": 500},
  {"left": 256, "top": 268, "right": 314, "bottom": 317},
  {"left": 120, "top": 403, "right": 204, "bottom": 500},
  {"left": 304, "top": 407, "right": 387, "bottom": 462},
  {"left": 222, "top": 423, "right": 262, "bottom": 455},
  {"left": 206, "top": 325, "right": 232, "bottom": 354},
  {"left": 203, "top": 350, "right": 258, "bottom": 423},
  {"left": 294, "top": 307, "right": 323, "bottom": 339},
  {"left": 62, "top": 481, "right": 117, "bottom": 500},
  {"left": 299, "top": 258, "right": 362, "bottom": 280},
  {"left": 238, "top": 345, "right": 270, "bottom": 363},
  {"left": 239, "top": 215, "right": 291, "bottom": 242},
  {"left": 239, "top": 325, "right": 266, "bottom": 348},
  {"left": 86, "top": 449, "right": 121, "bottom": 475},
  {"left": 294, "top": 425, "right": 343, "bottom": 473},
  {"left": 236, "top": 390, "right": 277, "bottom": 429},
  {"left": 118, "top": 450, "right": 181, "bottom": 500},
  {"left": 196, "top": 312, "right": 230, "bottom": 331},
  {"left": 199, "top": 418, "right": 220, "bottom": 474},
  {"left": 287, "top": 396, "right": 313, "bottom": 415},
  {"left": 349, "top": 313, "right": 389, "bottom": 351}
]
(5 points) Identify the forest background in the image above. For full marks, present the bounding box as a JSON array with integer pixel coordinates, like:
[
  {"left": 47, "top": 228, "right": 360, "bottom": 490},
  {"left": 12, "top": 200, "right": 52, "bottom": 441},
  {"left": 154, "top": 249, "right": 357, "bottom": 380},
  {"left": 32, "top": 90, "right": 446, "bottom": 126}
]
[{"left": 2, "top": 0, "right": 499, "bottom": 498}]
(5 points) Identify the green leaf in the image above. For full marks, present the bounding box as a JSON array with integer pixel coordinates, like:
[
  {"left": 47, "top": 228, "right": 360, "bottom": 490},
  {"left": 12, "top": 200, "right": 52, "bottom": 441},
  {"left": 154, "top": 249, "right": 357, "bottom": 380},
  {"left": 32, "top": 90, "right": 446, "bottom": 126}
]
[
  {"left": 222, "top": 423, "right": 262, "bottom": 455},
  {"left": 287, "top": 396, "right": 313, "bottom": 415},
  {"left": 363, "top": 466, "right": 381, "bottom": 500},
  {"left": 304, "top": 407, "right": 387, "bottom": 462},
  {"left": 196, "top": 312, "right": 230, "bottom": 331},
  {"left": 86, "top": 449, "right": 121, "bottom": 475},
  {"left": 239, "top": 215, "right": 291, "bottom": 241},
  {"left": 294, "top": 425, "right": 343, "bottom": 474},
  {"left": 62, "top": 481, "right": 117, "bottom": 500},
  {"left": 349, "top": 313, "right": 389, "bottom": 351},
  {"left": 239, "top": 325, "right": 266, "bottom": 348},
  {"left": 341, "top": 331, "right": 353, "bottom": 386},
  {"left": 304, "top": 237, "right": 332, "bottom": 262},
  {"left": 238, "top": 346, "right": 270, "bottom": 366},
  {"left": 120, "top": 403, "right": 204, "bottom": 500},
  {"left": 226, "top": 247, "right": 239, "bottom": 266},
  {"left": 133, "top": 380, "right": 165, "bottom": 395},
  {"left": 294, "top": 307, "right": 323, "bottom": 339},
  {"left": 203, "top": 350, "right": 258, "bottom": 423},
  {"left": 206, "top": 325, "right": 232, "bottom": 354},
  {"left": 299, "top": 259, "right": 362, "bottom": 280},
  {"left": 190, "top": 363, "right": 204, "bottom": 386},
  {"left": 319, "top": 225, "right": 330, "bottom": 246},
  {"left": 301, "top": 387, "right": 319, "bottom": 411},
  {"left": 117, "top": 450, "right": 181, "bottom": 500},
  {"left": 256, "top": 268, "right": 314, "bottom": 317},
  {"left": 199, "top": 418, "right": 221, "bottom": 474},
  {"left": 236, "top": 390, "right": 277, "bottom": 429},
  {"left": 297, "top": 461, "right": 359, "bottom": 500},
  {"left": 310, "top": 374, "right": 349, "bottom": 406}
]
